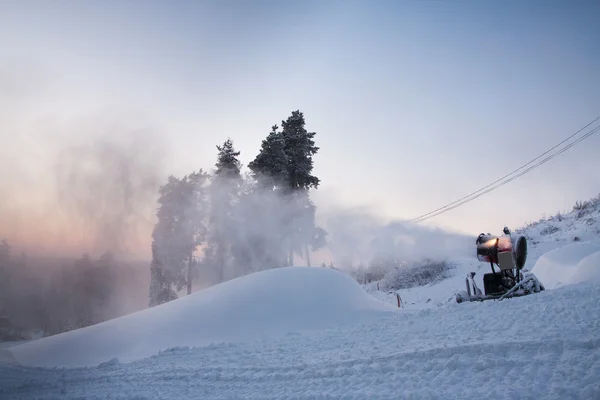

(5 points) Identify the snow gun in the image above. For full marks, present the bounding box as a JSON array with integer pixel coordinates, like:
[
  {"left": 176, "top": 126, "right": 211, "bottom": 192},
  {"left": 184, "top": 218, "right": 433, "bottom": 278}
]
[{"left": 456, "top": 226, "right": 545, "bottom": 303}]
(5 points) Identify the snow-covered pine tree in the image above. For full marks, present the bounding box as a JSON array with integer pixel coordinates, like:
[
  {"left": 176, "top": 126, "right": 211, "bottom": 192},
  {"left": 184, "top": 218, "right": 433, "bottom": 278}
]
[
  {"left": 214, "top": 138, "right": 242, "bottom": 180},
  {"left": 291, "top": 191, "right": 328, "bottom": 266},
  {"left": 279, "top": 110, "right": 322, "bottom": 266},
  {"left": 246, "top": 111, "right": 325, "bottom": 267},
  {"left": 280, "top": 110, "right": 320, "bottom": 192},
  {"left": 245, "top": 124, "right": 296, "bottom": 269},
  {"left": 149, "top": 242, "right": 177, "bottom": 307},
  {"left": 148, "top": 170, "right": 209, "bottom": 306},
  {"left": 231, "top": 174, "right": 288, "bottom": 273},
  {"left": 247, "top": 125, "right": 289, "bottom": 190},
  {"left": 184, "top": 170, "right": 209, "bottom": 294},
  {"left": 205, "top": 139, "right": 243, "bottom": 283}
]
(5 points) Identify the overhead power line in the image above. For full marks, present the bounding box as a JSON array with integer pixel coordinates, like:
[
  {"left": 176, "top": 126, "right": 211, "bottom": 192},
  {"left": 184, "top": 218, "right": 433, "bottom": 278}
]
[{"left": 410, "top": 115, "right": 600, "bottom": 223}]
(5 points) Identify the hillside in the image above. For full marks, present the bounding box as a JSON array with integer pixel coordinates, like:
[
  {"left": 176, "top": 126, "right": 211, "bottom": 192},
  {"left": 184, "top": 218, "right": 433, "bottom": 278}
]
[
  {"left": 3, "top": 267, "right": 396, "bottom": 368},
  {"left": 1, "top": 253, "right": 599, "bottom": 399},
  {"left": 516, "top": 194, "right": 600, "bottom": 262},
  {"left": 1, "top": 195, "right": 599, "bottom": 399},
  {"left": 363, "top": 193, "right": 600, "bottom": 308}
]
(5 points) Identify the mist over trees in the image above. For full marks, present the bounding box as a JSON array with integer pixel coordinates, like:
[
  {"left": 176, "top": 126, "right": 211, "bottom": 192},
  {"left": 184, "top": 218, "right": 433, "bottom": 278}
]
[
  {"left": 148, "top": 110, "right": 327, "bottom": 306},
  {"left": 148, "top": 171, "right": 209, "bottom": 306},
  {"left": 0, "top": 109, "right": 475, "bottom": 340},
  {"left": 0, "top": 242, "right": 145, "bottom": 340},
  {"left": 0, "top": 109, "right": 328, "bottom": 338}
]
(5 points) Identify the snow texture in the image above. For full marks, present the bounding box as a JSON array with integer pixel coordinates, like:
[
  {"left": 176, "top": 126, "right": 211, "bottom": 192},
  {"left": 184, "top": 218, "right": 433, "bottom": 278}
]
[
  {"left": 1, "top": 199, "right": 600, "bottom": 399},
  {"left": 531, "top": 241, "right": 600, "bottom": 289},
  {"left": 365, "top": 195, "right": 600, "bottom": 309},
  {"left": 5, "top": 266, "right": 396, "bottom": 368},
  {"left": 1, "top": 275, "right": 599, "bottom": 399}
]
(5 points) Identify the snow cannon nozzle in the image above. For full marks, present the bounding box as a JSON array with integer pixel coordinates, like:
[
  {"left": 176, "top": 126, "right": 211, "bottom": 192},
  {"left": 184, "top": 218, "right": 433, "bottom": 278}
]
[{"left": 475, "top": 226, "right": 525, "bottom": 269}]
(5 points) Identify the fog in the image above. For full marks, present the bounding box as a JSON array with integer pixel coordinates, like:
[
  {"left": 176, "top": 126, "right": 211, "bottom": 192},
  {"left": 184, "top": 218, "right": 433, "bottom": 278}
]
[
  {"left": 313, "top": 191, "right": 474, "bottom": 270},
  {"left": 321, "top": 214, "right": 471, "bottom": 279},
  {"left": 0, "top": 66, "right": 473, "bottom": 339},
  {"left": 0, "top": 63, "right": 173, "bottom": 337},
  {"left": 0, "top": 127, "right": 472, "bottom": 339},
  {"left": 0, "top": 59, "right": 169, "bottom": 259},
  {"left": 54, "top": 125, "right": 167, "bottom": 258},
  {"left": 0, "top": 113, "right": 170, "bottom": 337}
]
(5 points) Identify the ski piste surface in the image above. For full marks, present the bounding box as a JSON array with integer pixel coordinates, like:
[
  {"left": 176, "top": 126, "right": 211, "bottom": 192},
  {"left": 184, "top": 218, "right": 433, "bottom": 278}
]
[{"left": 2, "top": 280, "right": 599, "bottom": 399}]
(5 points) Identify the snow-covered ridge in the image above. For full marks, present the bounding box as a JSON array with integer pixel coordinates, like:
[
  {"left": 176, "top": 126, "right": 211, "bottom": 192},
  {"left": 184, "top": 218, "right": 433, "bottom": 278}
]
[
  {"left": 1, "top": 196, "right": 600, "bottom": 399},
  {"left": 2, "top": 269, "right": 599, "bottom": 399},
  {"left": 5, "top": 266, "right": 396, "bottom": 368},
  {"left": 364, "top": 193, "right": 600, "bottom": 308},
  {"left": 532, "top": 241, "right": 600, "bottom": 289},
  {"left": 516, "top": 193, "right": 600, "bottom": 263}
]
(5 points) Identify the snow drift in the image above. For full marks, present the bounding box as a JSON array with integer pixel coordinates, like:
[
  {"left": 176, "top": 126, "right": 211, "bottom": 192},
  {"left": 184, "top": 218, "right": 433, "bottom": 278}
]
[
  {"left": 6, "top": 266, "right": 396, "bottom": 368},
  {"left": 4, "top": 267, "right": 600, "bottom": 399},
  {"left": 531, "top": 240, "right": 600, "bottom": 289}
]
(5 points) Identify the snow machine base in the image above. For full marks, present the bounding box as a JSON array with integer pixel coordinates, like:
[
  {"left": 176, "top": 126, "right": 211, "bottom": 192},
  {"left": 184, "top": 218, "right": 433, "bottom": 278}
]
[
  {"left": 456, "top": 271, "right": 545, "bottom": 303},
  {"left": 455, "top": 226, "right": 545, "bottom": 303}
]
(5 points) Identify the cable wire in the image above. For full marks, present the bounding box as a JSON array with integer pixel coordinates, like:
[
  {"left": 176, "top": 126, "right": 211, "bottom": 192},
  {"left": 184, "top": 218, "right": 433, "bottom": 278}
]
[
  {"left": 410, "top": 116, "right": 600, "bottom": 223},
  {"left": 413, "top": 125, "right": 600, "bottom": 222}
]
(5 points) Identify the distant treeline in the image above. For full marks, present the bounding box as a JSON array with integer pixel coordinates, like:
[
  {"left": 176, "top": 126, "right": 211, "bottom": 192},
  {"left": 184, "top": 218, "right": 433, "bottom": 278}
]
[{"left": 0, "top": 241, "right": 148, "bottom": 340}]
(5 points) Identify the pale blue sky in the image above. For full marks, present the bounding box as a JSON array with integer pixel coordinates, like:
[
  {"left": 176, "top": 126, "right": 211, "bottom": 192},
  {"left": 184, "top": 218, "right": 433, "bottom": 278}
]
[{"left": 1, "top": 0, "right": 599, "bottom": 241}]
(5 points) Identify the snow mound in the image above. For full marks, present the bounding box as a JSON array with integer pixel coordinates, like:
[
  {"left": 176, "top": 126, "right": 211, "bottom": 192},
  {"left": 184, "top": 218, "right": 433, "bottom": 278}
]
[
  {"left": 531, "top": 240, "right": 600, "bottom": 289},
  {"left": 4, "top": 272, "right": 600, "bottom": 399},
  {"left": 7, "top": 266, "right": 396, "bottom": 368}
]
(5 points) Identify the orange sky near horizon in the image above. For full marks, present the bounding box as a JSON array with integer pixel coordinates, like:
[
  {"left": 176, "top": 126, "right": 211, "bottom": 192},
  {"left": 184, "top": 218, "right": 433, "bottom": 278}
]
[{"left": 0, "top": 210, "right": 155, "bottom": 260}]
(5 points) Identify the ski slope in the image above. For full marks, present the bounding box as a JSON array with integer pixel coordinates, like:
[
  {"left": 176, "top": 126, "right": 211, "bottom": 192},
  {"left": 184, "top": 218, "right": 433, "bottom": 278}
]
[
  {"left": 4, "top": 266, "right": 396, "bottom": 368},
  {"left": 1, "top": 272, "right": 599, "bottom": 399},
  {"left": 1, "top": 197, "right": 599, "bottom": 399},
  {"left": 365, "top": 195, "right": 600, "bottom": 309}
]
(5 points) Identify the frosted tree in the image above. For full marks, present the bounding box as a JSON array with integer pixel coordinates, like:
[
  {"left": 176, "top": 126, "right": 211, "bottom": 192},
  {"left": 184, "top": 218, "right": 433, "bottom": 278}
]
[
  {"left": 149, "top": 243, "right": 177, "bottom": 306},
  {"left": 248, "top": 125, "right": 289, "bottom": 190},
  {"left": 231, "top": 175, "right": 288, "bottom": 273},
  {"left": 204, "top": 139, "right": 243, "bottom": 283},
  {"left": 247, "top": 110, "right": 325, "bottom": 267},
  {"left": 148, "top": 170, "right": 209, "bottom": 306},
  {"left": 291, "top": 191, "right": 328, "bottom": 266},
  {"left": 280, "top": 110, "right": 320, "bottom": 192},
  {"left": 279, "top": 110, "right": 322, "bottom": 265}
]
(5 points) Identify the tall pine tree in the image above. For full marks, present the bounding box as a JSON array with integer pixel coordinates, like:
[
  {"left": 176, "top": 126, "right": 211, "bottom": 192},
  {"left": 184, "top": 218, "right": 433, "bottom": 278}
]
[
  {"left": 248, "top": 110, "right": 324, "bottom": 267},
  {"left": 248, "top": 125, "right": 288, "bottom": 190},
  {"left": 148, "top": 242, "right": 177, "bottom": 306},
  {"left": 280, "top": 110, "right": 321, "bottom": 265},
  {"left": 232, "top": 174, "right": 288, "bottom": 272},
  {"left": 205, "top": 138, "right": 243, "bottom": 283},
  {"left": 148, "top": 170, "right": 209, "bottom": 306},
  {"left": 280, "top": 110, "right": 320, "bottom": 192}
]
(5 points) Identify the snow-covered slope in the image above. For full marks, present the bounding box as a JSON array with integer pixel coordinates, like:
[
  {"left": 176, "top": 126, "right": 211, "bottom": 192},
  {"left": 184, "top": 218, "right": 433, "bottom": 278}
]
[
  {"left": 365, "top": 194, "right": 600, "bottom": 309},
  {"left": 1, "top": 274, "right": 599, "bottom": 399},
  {"left": 5, "top": 266, "right": 396, "bottom": 368},
  {"left": 516, "top": 195, "right": 600, "bottom": 266},
  {"left": 1, "top": 196, "right": 600, "bottom": 399},
  {"left": 531, "top": 241, "right": 600, "bottom": 289}
]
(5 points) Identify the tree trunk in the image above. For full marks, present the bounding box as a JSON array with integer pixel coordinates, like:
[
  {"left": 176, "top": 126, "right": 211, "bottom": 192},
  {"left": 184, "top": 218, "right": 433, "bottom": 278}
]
[{"left": 305, "top": 241, "right": 311, "bottom": 267}]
